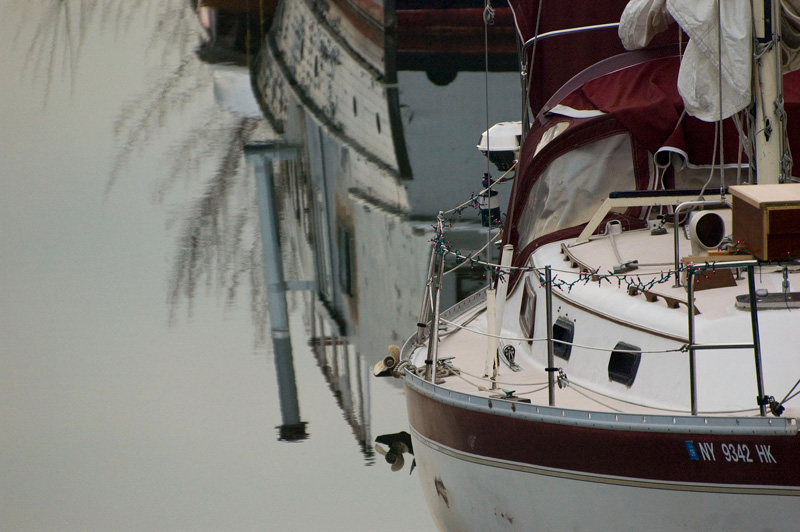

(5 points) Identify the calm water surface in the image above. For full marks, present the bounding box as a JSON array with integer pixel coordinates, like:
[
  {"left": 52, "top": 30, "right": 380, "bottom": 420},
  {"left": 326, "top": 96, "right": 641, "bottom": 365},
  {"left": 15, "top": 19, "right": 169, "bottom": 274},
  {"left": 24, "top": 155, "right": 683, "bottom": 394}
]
[{"left": 0, "top": 1, "right": 435, "bottom": 530}]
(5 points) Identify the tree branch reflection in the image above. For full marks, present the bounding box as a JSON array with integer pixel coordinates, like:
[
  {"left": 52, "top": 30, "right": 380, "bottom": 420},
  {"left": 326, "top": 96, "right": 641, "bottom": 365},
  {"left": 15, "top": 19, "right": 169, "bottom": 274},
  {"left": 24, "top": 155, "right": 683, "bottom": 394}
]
[{"left": 18, "top": 1, "right": 141, "bottom": 104}]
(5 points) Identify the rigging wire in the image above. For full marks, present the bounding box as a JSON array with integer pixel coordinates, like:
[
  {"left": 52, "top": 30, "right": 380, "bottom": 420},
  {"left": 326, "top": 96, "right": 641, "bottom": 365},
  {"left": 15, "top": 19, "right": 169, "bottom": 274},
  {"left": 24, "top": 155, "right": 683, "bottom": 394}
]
[
  {"left": 425, "top": 350, "right": 764, "bottom": 416},
  {"left": 450, "top": 362, "right": 760, "bottom": 416},
  {"left": 732, "top": 111, "right": 753, "bottom": 184},
  {"left": 513, "top": 384, "right": 551, "bottom": 396},
  {"left": 529, "top": 0, "right": 544, "bottom": 124},
  {"left": 443, "top": 233, "right": 501, "bottom": 276},
  {"left": 779, "top": 376, "right": 800, "bottom": 405},
  {"left": 564, "top": 377, "right": 761, "bottom": 416},
  {"left": 784, "top": 389, "right": 800, "bottom": 403},
  {"left": 717, "top": 0, "right": 726, "bottom": 199},
  {"left": 698, "top": 107, "right": 720, "bottom": 198},
  {"left": 434, "top": 242, "right": 681, "bottom": 279},
  {"left": 438, "top": 317, "right": 687, "bottom": 354},
  {"left": 483, "top": 0, "right": 495, "bottom": 285},
  {"left": 421, "top": 1, "right": 796, "bottom": 421},
  {"left": 457, "top": 367, "right": 548, "bottom": 388},
  {"left": 441, "top": 162, "right": 516, "bottom": 217},
  {"left": 561, "top": 379, "right": 625, "bottom": 413}
]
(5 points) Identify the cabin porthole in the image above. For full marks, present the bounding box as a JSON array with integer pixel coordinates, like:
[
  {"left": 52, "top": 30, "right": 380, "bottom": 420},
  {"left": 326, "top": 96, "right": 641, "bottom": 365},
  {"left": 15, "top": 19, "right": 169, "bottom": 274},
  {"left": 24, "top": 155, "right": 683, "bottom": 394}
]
[
  {"left": 608, "top": 342, "right": 641, "bottom": 386},
  {"left": 552, "top": 317, "right": 574, "bottom": 360}
]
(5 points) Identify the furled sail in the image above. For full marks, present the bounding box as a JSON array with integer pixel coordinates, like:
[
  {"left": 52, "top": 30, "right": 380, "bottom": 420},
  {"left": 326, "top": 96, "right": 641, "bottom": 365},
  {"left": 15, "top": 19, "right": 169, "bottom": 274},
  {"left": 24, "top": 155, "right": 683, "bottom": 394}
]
[
  {"left": 620, "top": 0, "right": 750, "bottom": 122},
  {"left": 620, "top": 0, "right": 800, "bottom": 122}
]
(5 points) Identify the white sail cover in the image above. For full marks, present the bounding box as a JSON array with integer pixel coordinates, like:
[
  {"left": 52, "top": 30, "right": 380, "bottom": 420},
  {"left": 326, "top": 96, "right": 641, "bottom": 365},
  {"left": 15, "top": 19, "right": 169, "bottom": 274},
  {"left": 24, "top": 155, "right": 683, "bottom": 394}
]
[{"left": 619, "top": 0, "right": 751, "bottom": 122}]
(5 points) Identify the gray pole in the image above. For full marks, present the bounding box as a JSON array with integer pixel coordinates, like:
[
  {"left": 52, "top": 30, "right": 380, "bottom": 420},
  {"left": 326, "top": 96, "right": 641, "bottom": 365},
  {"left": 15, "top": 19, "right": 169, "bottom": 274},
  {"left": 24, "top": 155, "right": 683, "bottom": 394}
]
[
  {"left": 687, "top": 268, "right": 698, "bottom": 416},
  {"left": 747, "top": 265, "right": 767, "bottom": 416},
  {"left": 545, "top": 266, "right": 555, "bottom": 406},
  {"left": 425, "top": 252, "right": 446, "bottom": 382},
  {"left": 416, "top": 246, "right": 437, "bottom": 346}
]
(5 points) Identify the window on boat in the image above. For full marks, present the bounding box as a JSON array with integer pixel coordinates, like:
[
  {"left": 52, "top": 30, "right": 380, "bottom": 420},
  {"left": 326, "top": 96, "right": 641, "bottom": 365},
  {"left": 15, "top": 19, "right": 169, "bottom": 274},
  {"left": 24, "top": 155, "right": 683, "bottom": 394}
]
[
  {"left": 552, "top": 317, "right": 574, "bottom": 360},
  {"left": 518, "top": 133, "right": 636, "bottom": 249},
  {"left": 534, "top": 121, "right": 569, "bottom": 157},
  {"left": 608, "top": 342, "right": 641, "bottom": 386},
  {"left": 519, "top": 277, "right": 536, "bottom": 343},
  {"left": 670, "top": 157, "right": 739, "bottom": 191}
]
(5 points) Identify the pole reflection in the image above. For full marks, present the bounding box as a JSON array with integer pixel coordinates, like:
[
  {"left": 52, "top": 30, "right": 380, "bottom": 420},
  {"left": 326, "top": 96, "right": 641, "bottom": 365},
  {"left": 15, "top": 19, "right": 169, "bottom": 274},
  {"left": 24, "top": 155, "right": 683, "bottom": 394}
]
[{"left": 247, "top": 0, "right": 519, "bottom": 460}]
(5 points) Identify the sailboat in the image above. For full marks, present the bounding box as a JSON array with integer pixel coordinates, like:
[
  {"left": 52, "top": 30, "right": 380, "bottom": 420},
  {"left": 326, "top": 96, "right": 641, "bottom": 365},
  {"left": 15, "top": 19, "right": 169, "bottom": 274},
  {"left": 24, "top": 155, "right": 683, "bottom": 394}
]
[{"left": 377, "top": 0, "right": 800, "bottom": 530}]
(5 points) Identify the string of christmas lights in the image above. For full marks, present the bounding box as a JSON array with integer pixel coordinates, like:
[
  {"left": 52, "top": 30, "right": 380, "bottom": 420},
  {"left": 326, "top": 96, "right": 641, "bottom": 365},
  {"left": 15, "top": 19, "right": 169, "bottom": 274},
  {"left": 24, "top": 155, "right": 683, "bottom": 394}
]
[
  {"left": 442, "top": 163, "right": 516, "bottom": 218},
  {"left": 430, "top": 198, "right": 747, "bottom": 293}
]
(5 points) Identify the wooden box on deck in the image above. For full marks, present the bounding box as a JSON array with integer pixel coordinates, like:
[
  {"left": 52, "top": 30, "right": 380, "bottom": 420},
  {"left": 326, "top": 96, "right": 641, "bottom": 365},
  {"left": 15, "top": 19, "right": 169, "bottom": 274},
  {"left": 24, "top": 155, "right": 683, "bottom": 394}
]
[{"left": 730, "top": 184, "right": 800, "bottom": 261}]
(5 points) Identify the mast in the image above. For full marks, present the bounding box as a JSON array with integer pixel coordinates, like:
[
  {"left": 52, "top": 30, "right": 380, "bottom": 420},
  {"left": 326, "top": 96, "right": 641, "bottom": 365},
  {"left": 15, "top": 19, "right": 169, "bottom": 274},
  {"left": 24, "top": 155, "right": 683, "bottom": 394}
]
[{"left": 753, "top": 0, "right": 784, "bottom": 184}]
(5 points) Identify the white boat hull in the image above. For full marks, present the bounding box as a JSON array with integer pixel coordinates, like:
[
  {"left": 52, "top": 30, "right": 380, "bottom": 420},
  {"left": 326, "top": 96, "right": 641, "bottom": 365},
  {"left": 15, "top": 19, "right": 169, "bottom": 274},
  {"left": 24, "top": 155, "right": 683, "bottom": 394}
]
[
  {"left": 411, "top": 427, "right": 800, "bottom": 532},
  {"left": 405, "top": 372, "right": 800, "bottom": 532}
]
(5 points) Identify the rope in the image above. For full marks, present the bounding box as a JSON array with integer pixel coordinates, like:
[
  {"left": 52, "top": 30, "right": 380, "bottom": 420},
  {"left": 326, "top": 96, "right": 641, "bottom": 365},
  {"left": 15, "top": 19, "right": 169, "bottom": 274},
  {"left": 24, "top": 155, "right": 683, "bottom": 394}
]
[
  {"left": 442, "top": 361, "right": 763, "bottom": 416},
  {"left": 562, "top": 379, "right": 624, "bottom": 413},
  {"left": 457, "top": 367, "right": 548, "bottom": 388},
  {"left": 439, "top": 317, "right": 687, "bottom": 355},
  {"left": 697, "top": 115, "right": 719, "bottom": 198},
  {"left": 779, "top": 376, "right": 800, "bottom": 406},
  {"left": 441, "top": 163, "right": 516, "bottom": 217},
  {"left": 515, "top": 384, "right": 551, "bottom": 396},
  {"left": 783, "top": 389, "right": 800, "bottom": 404},
  {"left": 563, "top": 377, "right": 761, "bottom": 416}
]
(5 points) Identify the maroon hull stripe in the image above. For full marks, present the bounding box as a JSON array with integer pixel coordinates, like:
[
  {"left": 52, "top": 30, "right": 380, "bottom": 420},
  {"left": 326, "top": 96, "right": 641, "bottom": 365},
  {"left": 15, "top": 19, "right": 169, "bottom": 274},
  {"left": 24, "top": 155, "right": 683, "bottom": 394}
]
[
  {"left": 405, "top": 377, "right": 800, "bottom": 493},
  {"left": 412, "top": 428, "right": 800, "bottom": 496}
]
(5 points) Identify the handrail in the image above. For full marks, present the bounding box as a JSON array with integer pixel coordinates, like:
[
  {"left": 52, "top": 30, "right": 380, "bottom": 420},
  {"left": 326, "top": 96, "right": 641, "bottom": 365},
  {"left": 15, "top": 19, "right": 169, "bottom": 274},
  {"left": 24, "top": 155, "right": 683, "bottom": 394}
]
[
  {"left": 573, "top": 191, "right": 723, "bottom": 245},
  {"left": 424, "top": 252, "right": 446, "bottom": 382},
  {"left": 521, "top": 23, "right": 620, "bottom": 55},
  {"left": 406, "top": 371, "right": 797, "bottom": 435},
  {"left": 540, "top": 256, "right": 771, "bottom": 415},
  {"left": 518, "top": 22, "right": 620, "bottom": 154},
  {"left": 685, "top": 260, "right": 766, "bottom": 416},
  {"left": 415, "top": 245, "right": 438, "bottom": 346},
  {"left": 413, "top": 223, "right": 774, "bottom": 415},
  {"left": 545, "top": 266, "right": 555, "bottom": 406}
]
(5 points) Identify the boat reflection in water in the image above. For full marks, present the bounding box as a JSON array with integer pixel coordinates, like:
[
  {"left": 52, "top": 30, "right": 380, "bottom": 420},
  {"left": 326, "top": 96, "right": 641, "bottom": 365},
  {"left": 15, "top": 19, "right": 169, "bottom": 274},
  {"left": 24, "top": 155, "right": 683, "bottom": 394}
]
[{"left": 247, "top": 0, "right": 519, "bottom": 461}]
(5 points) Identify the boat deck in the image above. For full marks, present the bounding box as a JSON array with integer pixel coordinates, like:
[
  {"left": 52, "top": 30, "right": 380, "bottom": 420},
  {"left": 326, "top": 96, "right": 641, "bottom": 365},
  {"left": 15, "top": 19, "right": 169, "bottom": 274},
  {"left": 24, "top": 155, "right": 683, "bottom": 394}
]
[
  {"left": 407, "top": 221, "right": 800, "bottom": 420},
  {"left": 413, "top": 304, "right": 800, "bottom": 419},
  {"left": 419, "top": 307, "right": 709, "bottom": 417},
  {"left": 565, "top": 223, "right": 761, "bottom": 321}
]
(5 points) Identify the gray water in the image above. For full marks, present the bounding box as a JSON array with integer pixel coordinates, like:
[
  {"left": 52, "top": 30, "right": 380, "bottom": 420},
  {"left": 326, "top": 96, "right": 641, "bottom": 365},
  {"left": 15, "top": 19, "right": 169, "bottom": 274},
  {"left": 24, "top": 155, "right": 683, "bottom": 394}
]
[
  {"left": 0, "top": 2, "right": 435, "bottom": 530},
  {"left": 0, "top": 2, "right": 524, "bottom": 531}
]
